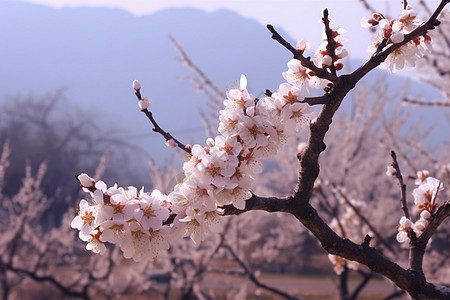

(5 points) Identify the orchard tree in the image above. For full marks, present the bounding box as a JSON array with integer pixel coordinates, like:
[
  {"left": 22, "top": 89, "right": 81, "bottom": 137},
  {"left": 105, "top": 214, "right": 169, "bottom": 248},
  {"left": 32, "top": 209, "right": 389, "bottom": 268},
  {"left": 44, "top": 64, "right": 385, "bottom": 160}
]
[{"left": 72, "top": 1, "right": 450, "bottom": 299}]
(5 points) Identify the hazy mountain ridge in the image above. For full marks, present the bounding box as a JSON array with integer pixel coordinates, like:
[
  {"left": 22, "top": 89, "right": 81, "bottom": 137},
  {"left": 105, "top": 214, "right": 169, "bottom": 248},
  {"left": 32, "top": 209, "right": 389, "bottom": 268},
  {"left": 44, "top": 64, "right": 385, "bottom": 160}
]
[
  {"left": 0, "top": 1, "right": 294, "bottom": 161},
  {"left": 0, "top": 0, "right": 445, "bottom": 165}
]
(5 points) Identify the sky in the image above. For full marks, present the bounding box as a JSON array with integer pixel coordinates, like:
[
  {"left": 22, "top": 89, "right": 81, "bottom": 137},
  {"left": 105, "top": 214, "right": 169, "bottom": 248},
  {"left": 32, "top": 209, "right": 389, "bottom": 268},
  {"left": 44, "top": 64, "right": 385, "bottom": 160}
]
[{"left": 8, "top": 0, "right": 424, "bottom": 61}]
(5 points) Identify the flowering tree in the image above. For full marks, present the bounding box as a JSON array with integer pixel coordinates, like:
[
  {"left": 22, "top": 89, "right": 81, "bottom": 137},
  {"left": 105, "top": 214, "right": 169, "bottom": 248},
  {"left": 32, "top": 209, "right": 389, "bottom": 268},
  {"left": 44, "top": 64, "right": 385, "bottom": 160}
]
[{"left": 72, "top": 1, "right": 450, "bottom": 299}]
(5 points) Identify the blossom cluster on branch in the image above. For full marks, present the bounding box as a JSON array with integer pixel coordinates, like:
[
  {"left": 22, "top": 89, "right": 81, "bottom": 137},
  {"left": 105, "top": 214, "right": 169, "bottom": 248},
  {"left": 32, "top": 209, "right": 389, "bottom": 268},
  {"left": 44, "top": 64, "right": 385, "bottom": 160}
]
[
  {"left": 362, "top": 5, "right": 444, "bottom": 72},
  {"left": 393, "top": 170, "right": 445, "bottom": 243},
  {"left": 71, "top": 1, "right": 449, "bottom": 273}
]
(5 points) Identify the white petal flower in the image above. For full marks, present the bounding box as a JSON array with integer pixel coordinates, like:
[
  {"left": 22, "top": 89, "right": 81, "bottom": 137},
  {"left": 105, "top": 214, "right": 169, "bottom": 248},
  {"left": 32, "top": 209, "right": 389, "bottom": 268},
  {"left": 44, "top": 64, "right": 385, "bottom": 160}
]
[
  {"left": 71, "top": 199, "right": 99, "bottom": 237},
  {"left": 77, "top": 173, "right": 95, "bottom": 188}
]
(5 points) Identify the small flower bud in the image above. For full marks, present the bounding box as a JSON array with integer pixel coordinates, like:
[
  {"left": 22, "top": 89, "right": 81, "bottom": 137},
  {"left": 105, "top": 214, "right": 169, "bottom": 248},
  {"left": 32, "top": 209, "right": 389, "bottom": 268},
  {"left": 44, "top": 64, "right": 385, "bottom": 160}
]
[
  {"left": 206, "top": 138, "right": 215, "bottom": 147},
  {"left": 165, "top": 139, "right": 177, "bottom": 148},
  {"left": 334, "top": 62, "right": 344, "bottom": 71},
  {"left": 77, "top": 173, "right": 95, "bottom": 188},
  {"left": 414, "top": 219, "right": 428, "bottom": 231},
  {"left": 132, "top": 80, "right": 141, "bottom": 91},
  {"left": 296, "top": 39, "right": 310, "bottom": 52},
  {"left": 322, "top": 55, "right": 332, "bottom": 67},
  {"left": 297, "top": 142, "right": 307, "bottom": 153},
  {"left": 420, "top": 210, "right": 431, "bottom": 220},
  {"left": 386, "top": 165, "right": 397, "bottom": 177},
  {"left": 239, "top": 74, "right": 247, "bottom": 91},
  {"left": 400, "top": 217, "right": 412, "bottom": 228},
  {"left": 390, "top": 31, "right": 405, "bottom": 44},
  {"left": 138, "top": 97, "right": 151, "bottom": 110},
  {"left": 379, "top": 19, "right": 390, "bottom": 30}
]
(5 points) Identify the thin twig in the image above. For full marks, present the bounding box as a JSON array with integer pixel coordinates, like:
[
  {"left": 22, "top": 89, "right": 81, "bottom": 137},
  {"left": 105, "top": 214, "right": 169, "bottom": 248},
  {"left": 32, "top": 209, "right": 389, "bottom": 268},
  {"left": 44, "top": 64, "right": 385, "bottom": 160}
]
[
  {"left": 390, "top": 151, "right": 410, "bottom": 219},
  {"left": 322, "top": 9, "right": 338, "bottom": 76},
  {"left": 134, "top": 91, "right": 191, "bottom": 154},
  {"left": 303, "top": 94, "right": 332, "bottom": 106},
  {"left": 359, "top": 0, "right": 377, "bottom": 13},
  {"left": 222, "top": 244, "right": 301, "bottom": 300},
  {"left": 266, "top": 24, "right": 340, "bottom": 85},
  {"left": 402, "top": 97, "right": 450, "bottom": 107}
]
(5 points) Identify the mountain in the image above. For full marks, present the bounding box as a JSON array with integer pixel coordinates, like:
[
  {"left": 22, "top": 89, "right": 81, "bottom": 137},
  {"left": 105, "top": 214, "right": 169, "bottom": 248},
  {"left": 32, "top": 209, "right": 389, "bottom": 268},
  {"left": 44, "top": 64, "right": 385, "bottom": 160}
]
[
  {"left": 0, "top": 0, "right": 446, "bottom": 170},
  {"left": 0, "top": 0, "right": 293, "bottom": 164}
]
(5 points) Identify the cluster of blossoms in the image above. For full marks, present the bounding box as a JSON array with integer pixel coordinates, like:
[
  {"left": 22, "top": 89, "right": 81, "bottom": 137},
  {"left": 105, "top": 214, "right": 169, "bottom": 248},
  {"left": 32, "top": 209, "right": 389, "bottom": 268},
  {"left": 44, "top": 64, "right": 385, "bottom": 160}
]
[
  {"left": 315, "top": 27, "right": 348, "bottom": 72},
  {"left": 72, "top": 4, "right": 445, "bottom": 261},
  {"left": 283, "top": 24, "right": 347, "bottom": 93},
  {"left": 71, "top": 174, "right": 172, "bottom": 260},
  {"left": 361, "top": 5, "right": 443, "bottom": 73},
  {"left": 389, "top": 170, "right": 444, "bottom": 243},
  {"left": 72, "top": 27, "right": 345, "bottom": 259}
]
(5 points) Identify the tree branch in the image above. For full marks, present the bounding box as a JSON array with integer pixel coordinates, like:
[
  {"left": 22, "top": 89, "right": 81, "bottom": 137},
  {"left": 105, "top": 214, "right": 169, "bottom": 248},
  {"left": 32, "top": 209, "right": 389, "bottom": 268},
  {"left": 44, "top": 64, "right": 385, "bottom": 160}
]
[
  {"left": 402, "top": 97, "right": 450, "bottom": 107},
  {"left": 266, "top": 24, "right": 340, "bottom": 85},
  {"left": 134, "top": 91, "right": 191, "bottom": 154},
  {"left": 322, "top": 9, "right": 338, "bottom": 76},
  {"left": 390, "top": 151, "right": 410, "bottom": 219},
  {"left": 302, "top": 95, "right": 332, "bottom": 106}
]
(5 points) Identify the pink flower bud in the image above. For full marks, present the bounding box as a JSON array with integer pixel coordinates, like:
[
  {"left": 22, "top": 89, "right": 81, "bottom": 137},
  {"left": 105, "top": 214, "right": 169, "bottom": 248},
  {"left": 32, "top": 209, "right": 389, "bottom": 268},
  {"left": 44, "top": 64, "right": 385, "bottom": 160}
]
[
  {"left": 239, "top": 74, "right": 247, "bottom": 91},
  {"left": 206, "top": 138, "right": 215, "bottom": 147},
  {"left": 297, "top": 142, "right": 307, "bottom": 153},
  {"left": 322, "top": 55, "right": 332, "bottom": 67},
  {"left": 379, "top": 19, "right": 390, "bottom": 30},
  {"left": 132, "top": 80, "right": 141, "bottom": 91},
  {"left": 165, "top": 139, "right": 177, "bottom": 148},
  {"left": 296, "top": 39, "right": 310, "bottom": 52},
  {"left": 386, "top": 165, "right": 397, "bottom": 177},
  {"left": 138, "top": 97, "right": 151, "bottom": 110},
  {"left": 390, "top": 31, "right": 405, "bottom": 44},
  {"left": 420, "top": 210, "right": 431, "bottom": 220}
]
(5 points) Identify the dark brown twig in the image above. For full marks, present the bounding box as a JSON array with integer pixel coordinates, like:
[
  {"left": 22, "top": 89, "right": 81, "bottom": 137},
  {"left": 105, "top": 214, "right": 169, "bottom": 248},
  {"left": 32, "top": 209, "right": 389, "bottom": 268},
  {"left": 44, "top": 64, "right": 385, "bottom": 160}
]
[
  {"left": 322, "top": 9, "right": 338, "bottom": 75},
  {"left": 390, "top": 151, "right": 410, "bottom": 219},
  {"left": 266, "top": 24, "right": 340, "bottom": 85},
  {"left": 302, "top": 94, "right": 332, "bottom": 106},
  {"left": 403, "top": 0, "right": 409, "bottom": 10},
  {"left": 134, "top": 90, "right": 191, "bottom": 154}
]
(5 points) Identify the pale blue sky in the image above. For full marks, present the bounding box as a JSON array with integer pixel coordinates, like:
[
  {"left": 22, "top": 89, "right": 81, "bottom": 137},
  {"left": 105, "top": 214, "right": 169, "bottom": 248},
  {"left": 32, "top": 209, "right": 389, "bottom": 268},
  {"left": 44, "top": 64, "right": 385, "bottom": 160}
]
[{"left": 11, "top": 0, "right": 442, "bottom": 61}]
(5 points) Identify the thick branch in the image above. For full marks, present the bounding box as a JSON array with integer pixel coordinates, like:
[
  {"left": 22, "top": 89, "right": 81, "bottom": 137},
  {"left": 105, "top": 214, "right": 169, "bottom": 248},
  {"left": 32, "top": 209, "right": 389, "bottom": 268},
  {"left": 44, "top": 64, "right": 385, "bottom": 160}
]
[
  {"left": 262, "top": 1, "right": 450, "bottom": 298},
  {"left": 330, "top": 182, "right": 396, "bottom": 254}
]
